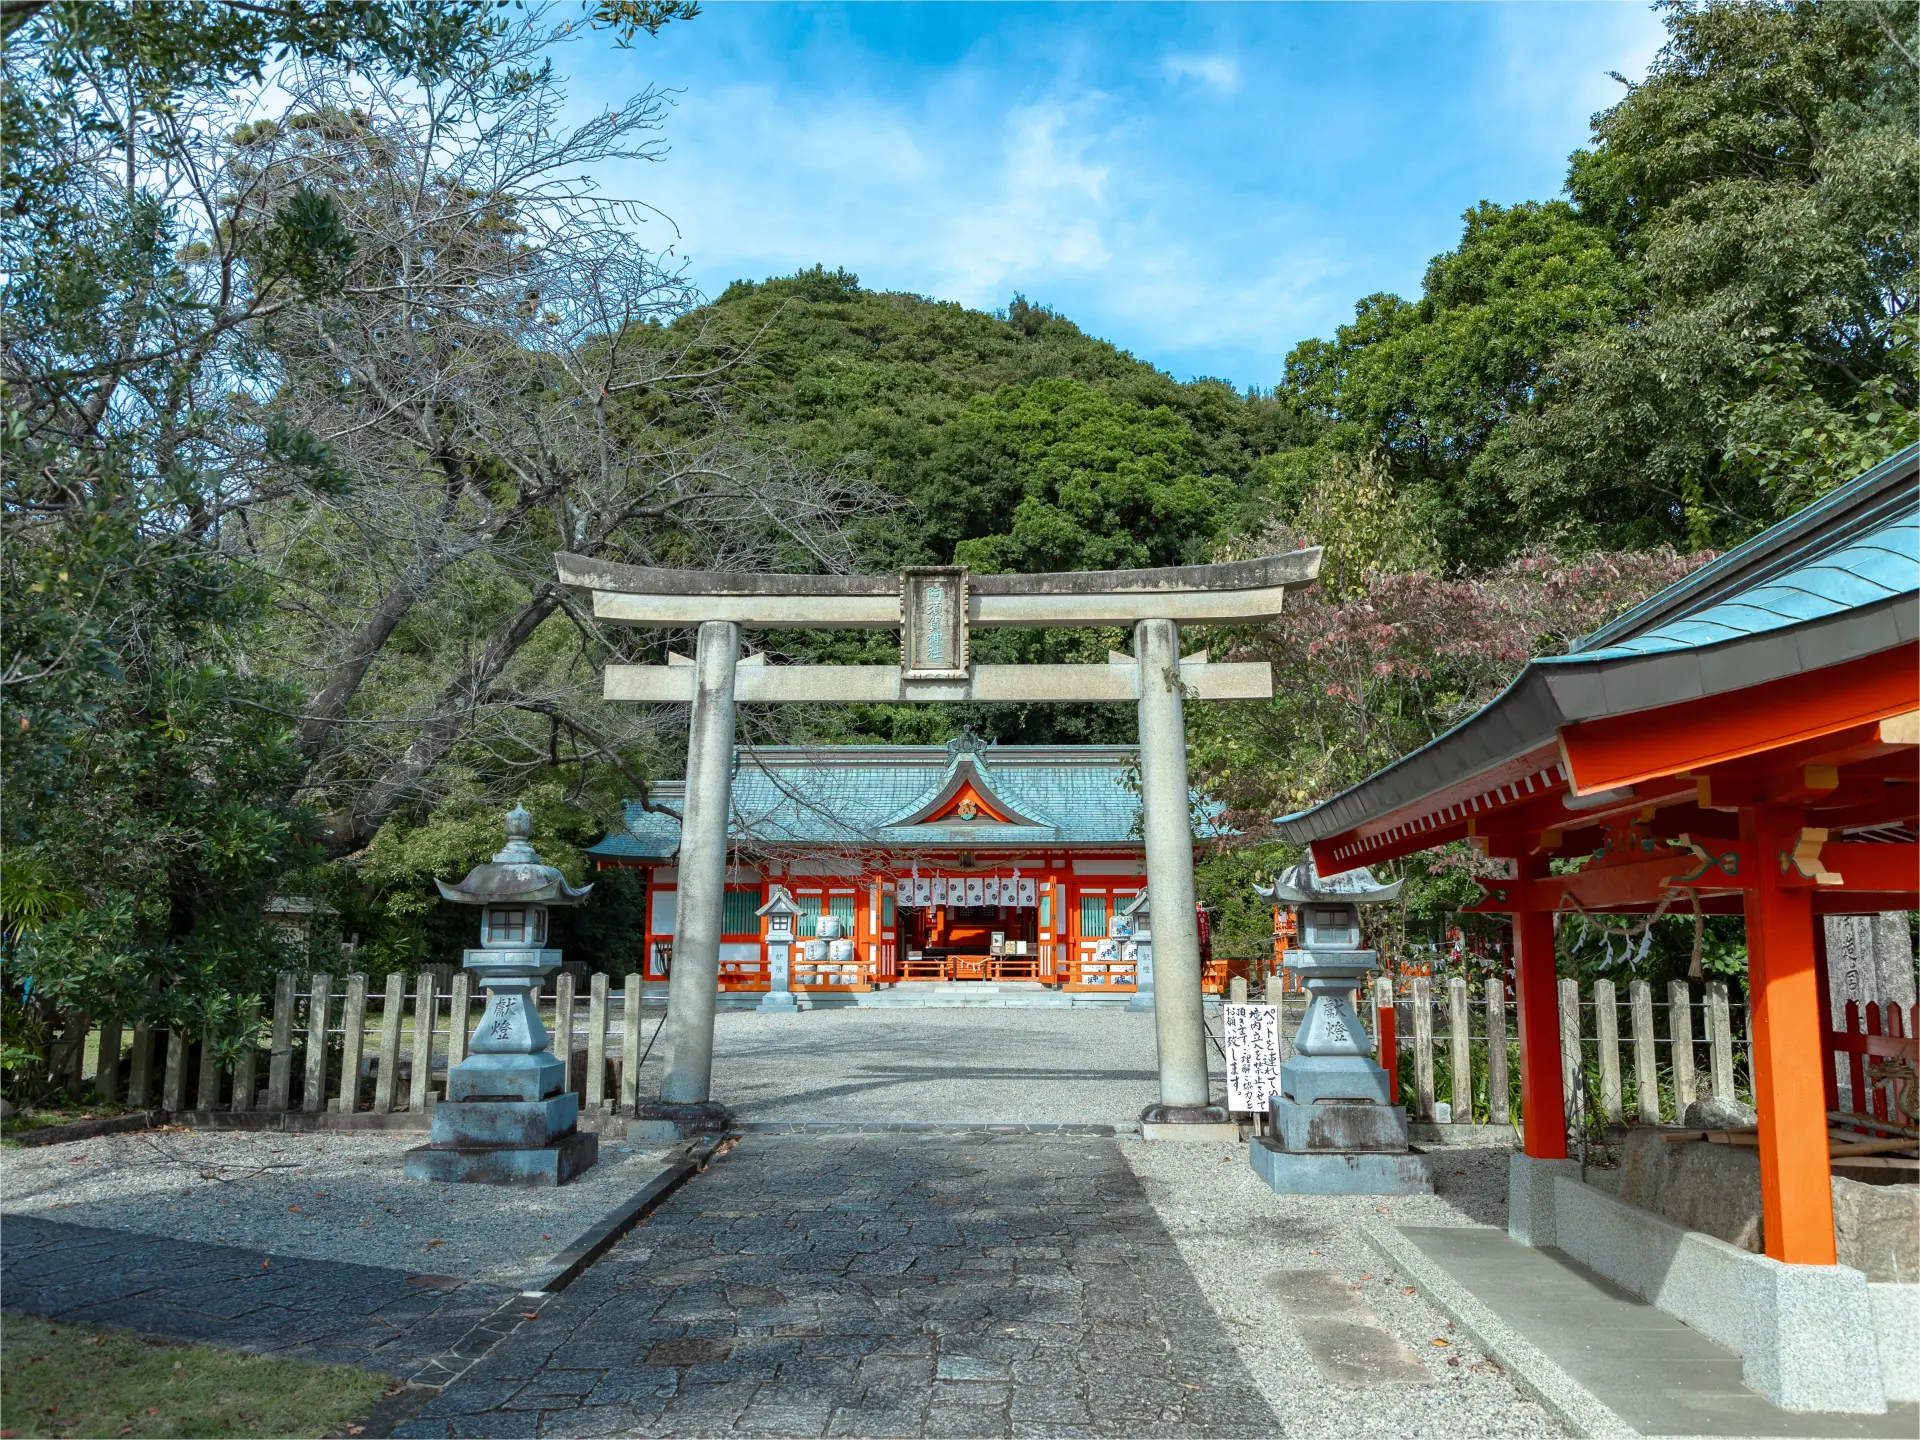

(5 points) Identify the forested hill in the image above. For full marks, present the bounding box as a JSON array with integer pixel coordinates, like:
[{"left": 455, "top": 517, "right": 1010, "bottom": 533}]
[{"left": 653, "top": 268, "right": 1318, "bottom": 577}]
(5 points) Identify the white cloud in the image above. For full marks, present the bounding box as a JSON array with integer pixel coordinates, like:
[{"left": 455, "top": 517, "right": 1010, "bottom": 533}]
[
  {"left": 934, "top": 102, "right": 1114, "bottom": 302},
  {"left": 1163, "top": 53, "right": 1240, "bottom": 93}
]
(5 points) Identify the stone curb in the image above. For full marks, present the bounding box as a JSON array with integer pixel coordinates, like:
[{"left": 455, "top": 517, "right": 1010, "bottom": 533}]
[
  {"left": 520, "top": 1156, "right": 701, "bottom": 1296},
  {"left": 4, "top": 1107, "right": 164, "bottom": 1147},
  {"left": 1358, "top": 1220, "right": 1636, "bottom": 1440},
  {"left": 734, "top": 1121, "right": 1118, "bottom": 1135},
  {"left": 174, "top": 1108, "right": 431, "bottom": 1133},
  {"left": 516, "top": 1133, "right": 723, "bottom": 1296}
]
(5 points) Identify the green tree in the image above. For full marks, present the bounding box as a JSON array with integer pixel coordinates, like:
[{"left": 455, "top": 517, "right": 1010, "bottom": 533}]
[{"left": 1503, "top": 0, "right": 1917, "bottom": 546}]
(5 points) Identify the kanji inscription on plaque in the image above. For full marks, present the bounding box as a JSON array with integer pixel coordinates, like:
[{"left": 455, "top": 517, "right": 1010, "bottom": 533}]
[{"left": 900, "top": 567, "right": 968, "bottom": 679}]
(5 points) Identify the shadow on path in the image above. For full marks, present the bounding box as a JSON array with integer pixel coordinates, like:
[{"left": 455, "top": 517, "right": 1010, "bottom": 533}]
[{"left": 399, "top": 1133, "right": 1281, "bottom": 1438}]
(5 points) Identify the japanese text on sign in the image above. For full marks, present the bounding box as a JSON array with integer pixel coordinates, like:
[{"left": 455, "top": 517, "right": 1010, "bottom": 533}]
[{"left": 1222, "top": 1003, "right": 1281, "bottom": 1113}]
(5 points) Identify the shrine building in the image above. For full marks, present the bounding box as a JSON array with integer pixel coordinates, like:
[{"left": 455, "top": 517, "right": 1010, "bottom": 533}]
[
  {"left": 1273, "top": 444, "right": 1918, "bottom": 1413},
  {"left": 587, "top": 735, "right": 1221, "bottom": 995}
]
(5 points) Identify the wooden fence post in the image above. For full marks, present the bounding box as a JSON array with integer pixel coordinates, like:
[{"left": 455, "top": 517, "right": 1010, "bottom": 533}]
[
  {"left": 1411, "top": 976, "right": 1435, "bottom": 1123},
  {"left": 619, "top": 973, "right": 641, "bottom": 1115},
  {"left": 64, "top": 1014, "right": 88, "bottom": 1099},
  {"left": 1448, "top": 977, "right": 1472, "bottom": 1124},
  {"left": 1594, "top": 979, "right": 1623, "bottom": 1125},
  {"left": 128, "top": 1025, "right": 154, "bottom": 1108},
  {"left": 372, "top": 972, "right": 405, "bottom": 1113},
  {"left": 231, "top": 1001, "right": 258, "bottom": 1113},
  {"left": 446, "top": 972, "right": 471, "bottom": 1071},
  {"left": 95, "top": 1022, "right": 122, "bottom": 1105},
  {"left": 1707, "top": 980, "right": 1735, "bottom": 1102},
  {"left": 587, "top": 973, "right": 608, "bottom": 1111},
  {"left": 554, "top": 971, "right": 576, "bottom": 1097},
  {"left": 1630, "top": 979, "right": 1660, "bottom": 1123},
  {"left": 409, "top": 971, "right": 438, "bottom": 1113},
  {"left": 1668, "top": 979, "right": 1696, "bottom": 1114},
  {"left": 336, "top": 973, "right": 368, "bottom": 1114},
  {"left": 162, "top": 1030, "right": 187, "bottom": 1113},
  {"left": 1486, "top": 978, "right": 1510, "bottom": 1126},
  {"left": 1558, "top": 978, "right": 1584, "bottom": 1141},
  {"left": 302, "top": 974, "right": 332, "bottom": 1114},
  {"left": 267, "top": 973, "right": 296, "bottom": 1111},
  {"left": 195, "top": 1022, "right": 221, "bottom": 1112}
]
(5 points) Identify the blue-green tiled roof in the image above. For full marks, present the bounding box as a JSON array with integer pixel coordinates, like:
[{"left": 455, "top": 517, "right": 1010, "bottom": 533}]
[
  {"left": 587, "top": 740, "right": 1206, "bottom": 861},
  {"left": 1567, "top": 472, "right": 1917, "bottom": 663}
]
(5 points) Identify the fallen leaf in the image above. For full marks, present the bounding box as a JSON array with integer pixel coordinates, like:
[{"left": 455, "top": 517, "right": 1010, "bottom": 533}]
[
  {"left": 286, "top": 1205, "right": 302, "bottom": 1212},
  {"left": 87, "top": 1335, "right": 106, "bottom": 1346},
  {"left": 520, "top": 1311, "right": 540, "bottom": 1320},
  {"left": 425, "top": 1238, "right": 446, "bottom": 1247},
  {"left": 260, "top": 1259, "right": 271, "bottom": 1268},
  {"left": 347, "top": 1428, "right": 366, "bottom": 1437},
  {"left": 1403, "top": 1286, "right": 1417, "bottom": 1295},
  {"left": 1431, "top": 1338, "right": 1450, "bottom": 1348},
  {"left": 118, "top": 1427, "right": 134, "bottom": 1435}
]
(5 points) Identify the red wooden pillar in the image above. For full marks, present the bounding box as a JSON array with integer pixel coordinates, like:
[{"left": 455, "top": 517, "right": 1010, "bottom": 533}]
[
  {"left": 1513, "top": 854, "right": 1567, "bottom": 1159},
  {"left": 1742, "top": 804, "right": 1837, "bottom": 1265}
]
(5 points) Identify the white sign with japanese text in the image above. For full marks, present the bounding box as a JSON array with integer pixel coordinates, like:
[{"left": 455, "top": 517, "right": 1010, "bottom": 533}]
[{"left": 1222, "top": 1003, "right": 1282, "bottom": 1114}]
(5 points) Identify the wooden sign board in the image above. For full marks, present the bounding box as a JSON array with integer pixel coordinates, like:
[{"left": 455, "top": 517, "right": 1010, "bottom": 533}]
[{"left": 1223, "top": 1003, "right": 1282, "bottom": 1113}]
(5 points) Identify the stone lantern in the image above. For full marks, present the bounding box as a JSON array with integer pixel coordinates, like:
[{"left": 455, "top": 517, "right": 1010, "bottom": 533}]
[
  {"left": 1250, "top": 853, "right": 1432, "bottom": 1194},
  {"left": 405, "top": 806, "right": 599, "bottom": 1186},
  {"left": 756, "top": 887, "right": 802, "bottom": 1013}
]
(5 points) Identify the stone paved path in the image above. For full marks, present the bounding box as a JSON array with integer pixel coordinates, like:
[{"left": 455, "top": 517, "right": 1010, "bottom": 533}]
[
  {"left": 1, "top": 1213, "right": 529, "bottom": 1381},
  {"left": 397, "top": 1132, "right": 1281, "bottom": 1438}
]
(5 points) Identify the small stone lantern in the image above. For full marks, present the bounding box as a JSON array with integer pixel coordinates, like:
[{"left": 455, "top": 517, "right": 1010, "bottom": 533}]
[
  {"left": 1116, "top": 890, "right": 1156, "bottom": 1012},
  {"left": 1250, "top": 853, "right": 1432, "bottom": 1194},
  {"left": 757, "top": 886, "right": 802, "bottom": 1013},
  {"left": 404, "top": 806, "right": 599, "bottom": 1187}
]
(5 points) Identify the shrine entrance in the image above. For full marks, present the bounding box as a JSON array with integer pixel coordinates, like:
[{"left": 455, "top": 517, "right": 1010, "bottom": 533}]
[{"left": 557, "top": 550, "right": 1321, "bottom": 1134}]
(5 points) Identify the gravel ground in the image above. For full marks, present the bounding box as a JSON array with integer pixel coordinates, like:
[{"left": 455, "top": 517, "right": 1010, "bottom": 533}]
[
  {"left": 637, "top": 1007, "right": 1206, "bottom": 1125},
  {"left": 1122, "top": 1139, "right": 1562, "bottom": 1438},
  {"left": 1, "top": 1129, "right": 676, "bottom": 1287}
]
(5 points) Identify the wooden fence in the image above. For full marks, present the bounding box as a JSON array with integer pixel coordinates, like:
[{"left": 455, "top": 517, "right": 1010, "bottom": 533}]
[
  {"left": 51, "top": 969, "right": 1914, "bottom": 1137},
  {"left": 1249, "top": 973, "right": 1759, "bottom": 1133},
  {"left": 82, "top": 971, "right": 657, "bottom": 1119}
]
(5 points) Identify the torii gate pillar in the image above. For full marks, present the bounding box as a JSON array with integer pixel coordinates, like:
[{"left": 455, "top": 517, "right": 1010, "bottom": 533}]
[
  {"left": 649, "top": 620, "right": 738, "bottom": 1133},
  {"left": 557, "top": 549, "right": 1322, "bottom": 1137},
  {"left": 1134, "top": 618, "right": 1212, "bottom": 1116}
]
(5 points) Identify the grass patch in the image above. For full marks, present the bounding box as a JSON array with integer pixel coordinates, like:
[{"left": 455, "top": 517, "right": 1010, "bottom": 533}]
[{"left": 0, "top": 1315, "right": 390, "bottom": 1438}]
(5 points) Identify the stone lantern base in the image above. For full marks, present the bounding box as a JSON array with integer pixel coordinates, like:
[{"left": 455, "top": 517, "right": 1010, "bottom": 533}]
[
  {"left": 405, "top": 1128, "right": 598, "bottom": 1187},
  {"left": 1251, "top": 1138, "right": 1432, "bottom": 1195}
]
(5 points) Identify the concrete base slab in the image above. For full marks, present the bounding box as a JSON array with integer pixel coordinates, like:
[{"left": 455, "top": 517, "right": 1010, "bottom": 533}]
[
  {"left": 632, "top": 1099, "right": 730, "bottom": 1138},
  {"left": 1140, "top": 1120, "right": 1242, "bottom": 1142},
  {"left": 1508, "top": 1152, "right": 1579, "bottom": 1248},
  {"left": 404, "top": 1129, "right": 598, "bottom": 1187},
  {"left": 1250, "top": 1138, "right": 1432, "bottom": 1194},
  {"left": 1367, "top": 1221, "right": 1920, "bottom": 1438}
]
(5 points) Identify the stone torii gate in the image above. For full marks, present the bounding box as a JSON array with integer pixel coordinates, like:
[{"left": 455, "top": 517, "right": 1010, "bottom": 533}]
[{"left": 556, "top": 550, "right": 1322, "bottom": 1135}]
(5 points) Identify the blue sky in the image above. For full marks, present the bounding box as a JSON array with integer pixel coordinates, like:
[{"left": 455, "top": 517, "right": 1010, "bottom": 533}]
[{"left": 570, "top": 2, "right": 1668, "bottom": 389}]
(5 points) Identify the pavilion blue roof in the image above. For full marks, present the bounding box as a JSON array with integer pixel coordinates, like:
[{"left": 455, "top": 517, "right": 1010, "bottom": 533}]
[{"left": 588, "top": 738, "right": 1218, "bottom": 862}]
